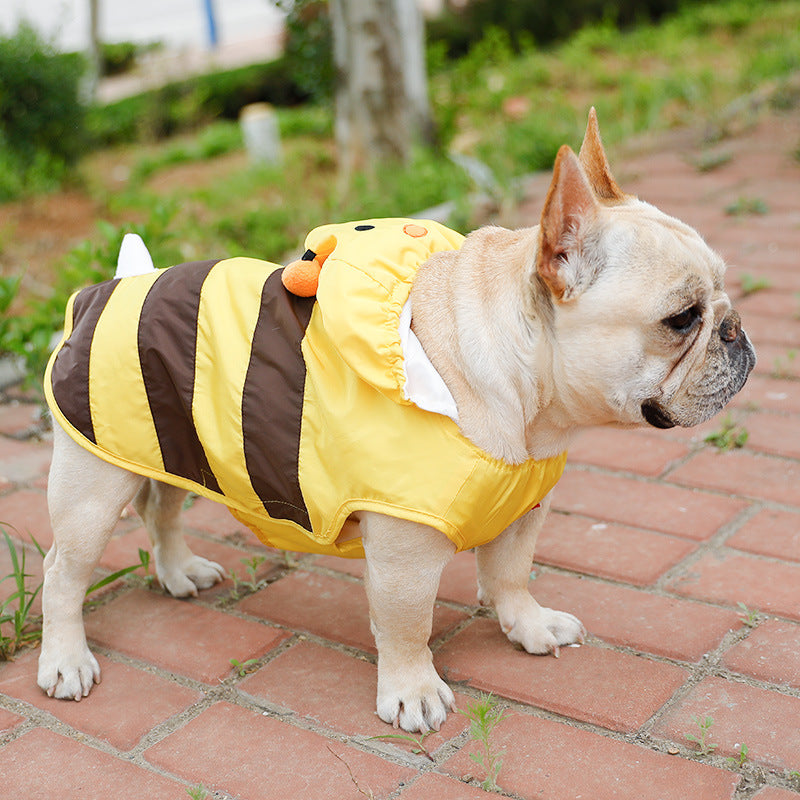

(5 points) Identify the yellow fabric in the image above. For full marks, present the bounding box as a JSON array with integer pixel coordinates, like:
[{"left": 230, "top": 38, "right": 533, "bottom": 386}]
[
  {"left": 45, "top": 218, "right": 567, "bottom": 559},
  {"left": 88, "top": 270, "right": 164, "bottom": 471}
]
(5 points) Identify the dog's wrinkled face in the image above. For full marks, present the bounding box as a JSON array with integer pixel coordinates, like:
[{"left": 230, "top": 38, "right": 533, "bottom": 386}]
[{"left": 535, "top": 110, "right": 756, "bottom": 430}]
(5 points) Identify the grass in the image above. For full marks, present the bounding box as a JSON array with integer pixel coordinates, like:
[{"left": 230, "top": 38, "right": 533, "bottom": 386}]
[
  {"left": 0, "top": 527, "right": 153, "bottom": 660},
  {"left": 3, "top": 0, "right": 800, "bottom": 381}
]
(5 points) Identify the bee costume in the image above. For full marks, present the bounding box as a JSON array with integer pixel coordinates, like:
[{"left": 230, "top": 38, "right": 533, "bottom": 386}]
[{"left": 45, "top": 219, "right": 567, "bottom": 557}]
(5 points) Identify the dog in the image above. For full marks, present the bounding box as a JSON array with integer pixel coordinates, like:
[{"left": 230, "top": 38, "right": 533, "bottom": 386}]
[{"left": 37, "top": 110, "right": 755, "bottom": 733}]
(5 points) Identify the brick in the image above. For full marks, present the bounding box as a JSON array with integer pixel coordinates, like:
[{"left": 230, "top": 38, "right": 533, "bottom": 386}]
[
  {"left": 0, "top": 402, "right": 42, "bottom": 436},
  {"left": 313, "top": 553, "right": 366, "bottom": 579},
  {"left": 84, "top": 588, "right": 288, "bottom": 683},
  {"left": 314, "top": 549, "right": 480, "bottom": 606},
  {"left": 727, "top": 509, "right": 800, "bottom": 562},
  {"left": 723, "top": 619, "right": 800, "bottom": 689},
  {"left": 435, "top": 618, "right": 688, "bottom": 732},
  {"left": 667, "top": 551, "right": 800, "bottom": 621},
  {"left": 653, "top": 676, "right": 800, "bottom": 769},
  {"left": 239, "top": 570, "right": 467, "bottom": 654},
  {"left": 437, "top": 550, "right": 480, "bottom": 606},
  {"left": 531, "top": 572, "right": 740, "bottom": 662},
  {"left": 669, "top": 450, "right": 800, "bottom": 506},
  {"left": 0, "top": 488, "right": 52, "bottom": 548},
  {"left": 752, "top": 788, "right": 800, "bottom": 800},
  {"left": 0, "top": 728, "right": 184, "bottom": 799},
  {"left": 568, "top": 427, "right": 690, "bottom": 476},
  {"left": 0, "top": 706, "right": 24, "bottom": 733},
  {"left": 240, "top": 639, "right": 469, "bottom": 743},
  {"left": 553, "top": 469, "right": 747, "bottom": 539},
  {"left": 0, "top": 437, "right": 51, "bottom": 485},
  {"left": 443, "top": 710, "right": 739, "bottom": 800},
  {"left": 0, "top": 650, "right": 202, "bottom": 750},
  {"left": 536, "top": 513, "right": 696, "bottom": 585},
  {"left": 753, "top": 344, "right": 800, "bottom": 379},
  {"left": 743, "top": 412, "right": 800, "bottom": 459},
  {"left": 730, "top": 374, "right": 800, "bottom": 414},
  {"left": 743, "top": 312, "right": 800, "bottom": 348},
  {"left": 397, "top": 773, "right": 497, "bottom": 799},
  {"left": 738, "top": 288, "right": 800, "bottom": 319},
  {"left": 145, "top": 701, "right": 414, "bottom": 799},
  {"left": 99, "top": 525, "right": 281, "bottom": 600}
]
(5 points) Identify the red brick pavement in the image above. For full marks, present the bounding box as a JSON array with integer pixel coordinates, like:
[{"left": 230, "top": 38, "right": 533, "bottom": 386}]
[{"left": 0, "top": 108, "right": 798, "bottom": 799}]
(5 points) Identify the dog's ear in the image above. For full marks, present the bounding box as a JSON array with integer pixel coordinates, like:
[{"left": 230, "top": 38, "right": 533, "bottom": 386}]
[
  {"left": 537, "top": 145, "right": 598, "bottom": 301},
  {"left": 578, "top": 107, "right": 626, "bottom": 203}
]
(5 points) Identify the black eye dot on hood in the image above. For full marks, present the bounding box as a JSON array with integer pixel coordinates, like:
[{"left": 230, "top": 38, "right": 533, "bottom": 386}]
[{"left": 354, "top": 225, "right": 375, "bottom": 231}]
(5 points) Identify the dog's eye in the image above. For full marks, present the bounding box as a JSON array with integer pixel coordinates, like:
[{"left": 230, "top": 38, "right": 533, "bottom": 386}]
[{"left": 664, "top": 305, "right": 701, "bottom": 333}]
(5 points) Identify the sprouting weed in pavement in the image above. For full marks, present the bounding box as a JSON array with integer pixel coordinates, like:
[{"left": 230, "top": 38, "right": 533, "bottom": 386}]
[
  {"left": 0, "top": 527, "right": 44, "bottom": 658},
  {"left": 704, "top": 414, "right": 748, "bottom": 451},
  {"left": 459, "top": 693, "right": 507, "bottom": 792},
  {"left": 739, "top": 272, "right": 772, "bottom": 296},
  {"left": 229, "top": 657, "right": 260, "bottom": 677},
  {"left": 736, "top": 602, "right": 759, "bottom": 628},
  {"left": 367, "top": 730, "right": 435, "bottom": 761},
  {"left": 685, "top": 715, "right": 718, "bottom": 756},
  {"left": 728, "top": 743, "right": 748, "bottom": 768}
]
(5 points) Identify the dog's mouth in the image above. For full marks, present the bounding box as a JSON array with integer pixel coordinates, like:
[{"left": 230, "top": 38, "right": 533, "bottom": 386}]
[{"left": 641, "top": 401, "right": 676, "bottom": 429}]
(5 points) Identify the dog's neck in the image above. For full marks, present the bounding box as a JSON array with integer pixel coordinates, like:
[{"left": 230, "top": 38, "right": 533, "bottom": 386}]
[{"left": 411, "top": 225, "right": 580, "bottom": 464}]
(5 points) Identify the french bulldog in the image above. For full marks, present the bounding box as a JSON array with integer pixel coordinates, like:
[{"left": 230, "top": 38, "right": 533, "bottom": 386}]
[{"left": 37, "top": 110, "right": 755, "bottom": 733}]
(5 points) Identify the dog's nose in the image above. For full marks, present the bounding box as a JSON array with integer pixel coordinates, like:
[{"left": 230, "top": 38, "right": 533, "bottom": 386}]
[{"left": 720, "top": 310, "right": 742, "bottom": 343}]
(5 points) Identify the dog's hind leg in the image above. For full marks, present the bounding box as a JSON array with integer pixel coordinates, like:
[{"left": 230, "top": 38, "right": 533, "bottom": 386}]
[
  {"left": 132, "top": 480, "right": 224, "bottom": 597},
  {"left": 476, "top": 497, "right": 585, "bottom": 656},
  {"left": 38, "top": 426, "right": 145, "bottom": 700}
]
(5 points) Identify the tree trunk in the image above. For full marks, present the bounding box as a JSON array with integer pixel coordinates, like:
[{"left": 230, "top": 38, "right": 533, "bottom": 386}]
[{"left": 330, "top": 0, "right": 434, "bottom": 178}]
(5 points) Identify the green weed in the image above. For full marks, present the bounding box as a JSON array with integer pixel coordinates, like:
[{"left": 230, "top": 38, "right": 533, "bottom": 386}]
[
  {"left": 728, "top": 742, "right": 749, "bottom": 768},
  {"left": 725, "top": 197, "right": 769, "bottom": 216},
  {"left": 685, "top": 715, "right": 718, "bottom": 756},
  {"left": 367, "top": 730, "right": 435, "bottom": 760},
  {"left": 0, "top": 528, "right": 45, "bottom": 658},
  {"left": 459, "top": 693, "right": 507, "bottom": 792},
  {"left": 704, "top": 415, "right": 748, "bottom": 451},
  {"left": 228, "top": 554, "right": 267, "bottom": 599},
  {"left": 736, "top": 602, "right": 759, "bottom": 628},
  {"left": 185, "top": 785, "right": 210, "bottom": 800},
  {"left": 772, "top": 349, "right": 798, "bottom": 379},
  {"left": 229, "top": 657, "right": 260, "bottom": 677},
  {"left": 0, "top": 527, "right": 153, "bottom": 659},
  {"left": 739, "top": 273, "right": 772, "bottom": 296}
]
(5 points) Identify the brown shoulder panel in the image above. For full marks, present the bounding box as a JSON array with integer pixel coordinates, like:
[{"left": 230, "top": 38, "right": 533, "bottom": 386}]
[
  {"left": 137, "top": 260, "right": 222, "bottom": 492},
  {"left": 241, "top": 269, "right": 315, "bottom": 528},
  {"left": 50, "top": 279, "right": 120, "bottom": 444}
]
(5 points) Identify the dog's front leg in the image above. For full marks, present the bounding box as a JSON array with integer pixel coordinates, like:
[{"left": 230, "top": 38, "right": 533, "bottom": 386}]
[
  {"left": 360, "top": 512, "right": 456, "bottom": 732},
  {"left": 476, "top": 498, "right": 585, "bottom": 656}
]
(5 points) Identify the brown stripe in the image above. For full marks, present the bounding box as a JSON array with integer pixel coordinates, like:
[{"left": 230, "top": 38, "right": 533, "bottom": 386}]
[
  {"left": 241, "top": 269, "right": 315, "bottom": 527},
  {"left": 50, "top": 279, "right": 120, "bottom": 444},
  {"left": 138, "top": 260, "right": 222, "bottom": 492}
]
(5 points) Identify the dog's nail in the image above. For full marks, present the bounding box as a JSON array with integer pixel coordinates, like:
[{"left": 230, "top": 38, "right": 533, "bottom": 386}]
[
  {"left": 46, "top": 687, "right": 54, "bottom": 698},
  {"left": 551, "top": 645, "right": 560, "bottom": 658}
]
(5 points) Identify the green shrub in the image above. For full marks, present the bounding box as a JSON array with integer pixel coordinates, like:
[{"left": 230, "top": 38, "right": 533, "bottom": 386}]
[
  {"left": 0, "top": 22, "right": 88, "bottom": 199},
  {"left": 88, "top": 59, "right": 310, "bottom": 146}
]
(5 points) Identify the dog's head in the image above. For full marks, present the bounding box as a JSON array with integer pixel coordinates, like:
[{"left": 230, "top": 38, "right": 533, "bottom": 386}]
[{"left": 534, "top": 109, "right": 756, "bottom": 429}]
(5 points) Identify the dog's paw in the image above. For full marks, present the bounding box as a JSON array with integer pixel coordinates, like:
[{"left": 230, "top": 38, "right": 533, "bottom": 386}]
[
  {"left": 376, "top": 666, "right": 456, "bottom": 733},
  {"left": 157, "top": 554, "right": 226, "bottom": 598},
  {"left": 497, "top": 593, "right": 586, "bottom": 656},
  {"left": 37, "top": 646, "right": 100, "bottom": 701}
]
